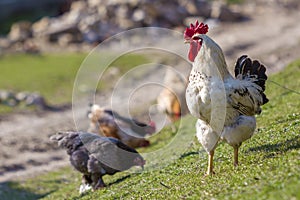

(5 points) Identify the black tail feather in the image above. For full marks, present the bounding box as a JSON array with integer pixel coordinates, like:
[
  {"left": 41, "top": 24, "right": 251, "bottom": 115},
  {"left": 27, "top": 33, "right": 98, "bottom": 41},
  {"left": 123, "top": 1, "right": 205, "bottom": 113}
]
[
  {"left": 261, "top": 93, "right": 269, "bottom": 104},
  {"left": 235, "top": 55, "right": 269, "bottom": 104},
  {"left": 234, "top": 55, "right": 247, "bottom": 76}
]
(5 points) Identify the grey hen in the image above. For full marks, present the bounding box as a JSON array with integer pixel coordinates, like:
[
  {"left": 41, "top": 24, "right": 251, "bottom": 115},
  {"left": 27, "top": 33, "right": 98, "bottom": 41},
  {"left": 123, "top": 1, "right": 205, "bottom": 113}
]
[{"left": 50, "top": 131, "right": 145, "bottom": 192}]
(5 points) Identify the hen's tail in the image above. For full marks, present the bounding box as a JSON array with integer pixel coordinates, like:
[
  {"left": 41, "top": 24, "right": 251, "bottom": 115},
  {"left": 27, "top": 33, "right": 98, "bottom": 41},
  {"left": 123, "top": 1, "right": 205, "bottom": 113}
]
[{"left": 234, "top": 55, "right": 269, "bottom": 104}]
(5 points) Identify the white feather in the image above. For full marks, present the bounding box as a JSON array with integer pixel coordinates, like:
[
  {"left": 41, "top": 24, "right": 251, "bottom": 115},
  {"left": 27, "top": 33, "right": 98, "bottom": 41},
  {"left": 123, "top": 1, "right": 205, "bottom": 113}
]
[
  {"left": 79, "top": 183, "right": 92, "bottom": 194},
  {"left": 221, "top": 115, "right": 256, "bottom": 147},
  {"left": 196, "top": 119, "right": 219, "bottom": 152},
  {"left": 186, "top": 34, "right": 265, "bottom": 152}
]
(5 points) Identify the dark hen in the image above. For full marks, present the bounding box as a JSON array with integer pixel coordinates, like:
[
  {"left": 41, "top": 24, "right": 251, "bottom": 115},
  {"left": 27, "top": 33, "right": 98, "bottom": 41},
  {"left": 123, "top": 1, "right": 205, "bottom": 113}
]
[{"left": 50, "top": 131, "right": 145, "bottom": 193}]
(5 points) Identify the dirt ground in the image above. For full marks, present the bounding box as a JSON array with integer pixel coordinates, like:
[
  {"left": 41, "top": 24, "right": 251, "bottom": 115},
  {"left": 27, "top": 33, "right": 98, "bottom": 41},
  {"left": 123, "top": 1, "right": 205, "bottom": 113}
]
[{"left": 1, "top": 1, "right": 300, "bottom": 183}]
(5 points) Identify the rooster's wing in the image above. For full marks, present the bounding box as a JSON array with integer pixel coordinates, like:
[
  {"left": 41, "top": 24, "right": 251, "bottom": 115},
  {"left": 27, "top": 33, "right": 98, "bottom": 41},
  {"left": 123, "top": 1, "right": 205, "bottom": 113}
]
[{"left": 226, "top": 55, "right": 268, "bottom": 116}]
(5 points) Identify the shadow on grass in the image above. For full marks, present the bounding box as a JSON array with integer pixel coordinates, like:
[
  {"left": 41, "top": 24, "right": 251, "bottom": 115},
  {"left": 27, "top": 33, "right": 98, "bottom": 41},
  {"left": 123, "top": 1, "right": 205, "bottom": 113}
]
[
  {"left": 69, "top": 175, "right": 132, "bottom": 200},
  {"left": 108, "top": 174, "right": 131, "bottom": 186},
  {"left": 247, "top": 135, "right": 300, "bottom": 158},
  {"left": 179, "top": 151, "right": 200, "bottom": 159},
  {"left": 0, "top": 182, "right": 54, "bottom": 200}
]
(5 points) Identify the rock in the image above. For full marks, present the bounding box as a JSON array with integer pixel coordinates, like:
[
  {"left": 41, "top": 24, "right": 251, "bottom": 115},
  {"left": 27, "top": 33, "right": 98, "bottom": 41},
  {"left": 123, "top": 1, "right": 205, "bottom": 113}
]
[
  {"left": 106, "top": 67, "right": 121, "bottom": 78},
  {"left": 193, "top": 1, "right": 212, "bottom": 18},
  {"left": 211, "top": 1, "right": 243, "bottom": 21},
  {"left": 117, "top": 18, "right": 135, "bottom": 29},
  {"left": 8, "top": 21, "right": 32, "bottom": 42},
  {"left": 78, "top": 15, "right": 100, "bottom": 32},
  {"left": 70, "top": 0, "right": 88, "bottom": 12},
  {"left": 115, "top": 5, "right": 129, "bottom": 18},
  {"left": 58, "top": 33, "right": 75, "bottom": 46},
  {"left": 33, "top": 16, "right": 82, "bottom": 43},
  {"left": 98, "top": 22, "right": 123, "bottom": 40},
  {"left": 0, "top": 90, "right": 14, "bottom": 101},
  {"left": 0, "top": 38, "right": 11, "bottom": 49},
  {"left": 23, "top": 39, "right": 40, "bottom": 54},
  {"left": 0, "top": 90, "right": 69, "bottom": 111},
  {"left": 160, "top": 4, "right": 187, "bottom": 26},
  {"left": 15, "top": 91, "right": 30, "bottom": 102},
  {"left": 218, "top": 5, "right": 244, "bottom": 22},
  {"left": 184, "top": 16, "right": 206, "bottom": 27},
  {"left": 60, "top": 0, "right": 90, "bottom": 27},
  {"left": 127, "top": 0, "right": 140, "bottom": 7},
  {"left": 2, "top": 0, "right": 245, "bottom": 51},
  {"left": 132, "top": 9, "right": 146, "bottom": 22},
  {"left": 46, "top": 22, "right": 82, "bottom": 43},
  {"left": 82, "top": 30, "right": 100, "bottom": 44},
  {"left": 179, "top": 0, "right": 198, "bottom": 15},
  {"left": 32, "top": 17, "right": 51, "bottom": 37},
  {"left": 0, "top": 90, "right": 19, "bottom": 106},
  {"left": 97, "top": 5, "right": 108, "bottom": 19},
  {"left": 25, "top": 93, "right": 45, "bottom": 107},
  {"left": 88, "top": 0, "right": 104, "bottom": 8}
]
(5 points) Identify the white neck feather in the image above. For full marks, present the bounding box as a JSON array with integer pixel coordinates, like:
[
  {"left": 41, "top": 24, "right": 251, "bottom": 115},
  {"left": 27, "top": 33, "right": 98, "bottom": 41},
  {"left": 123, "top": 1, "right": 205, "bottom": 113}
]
[{"left": 193, "top": 35, "right": 231, "bottom": 79}]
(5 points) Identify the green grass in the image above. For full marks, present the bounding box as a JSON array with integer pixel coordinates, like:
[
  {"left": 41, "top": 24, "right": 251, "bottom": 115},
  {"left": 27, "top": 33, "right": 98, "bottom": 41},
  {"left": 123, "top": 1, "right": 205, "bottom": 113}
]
[
  {"left": 0, "top": 53, "right": 86, "bottom": 113},
  {"left": 1, "top": 59, "right": 300, "bottom": 200},
  {"left": 0, "top": 53, "right": 148, "bottom": 114},
  {"left": 225, "top": 0, "right": 244, "bottom": 4}
]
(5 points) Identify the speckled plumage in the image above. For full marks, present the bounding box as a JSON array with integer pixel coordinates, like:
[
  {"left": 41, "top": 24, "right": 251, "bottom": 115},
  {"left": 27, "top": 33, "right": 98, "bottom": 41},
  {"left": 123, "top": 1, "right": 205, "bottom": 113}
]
[{"left": 185, "top": 34, "right": 268, "bottom": 174}]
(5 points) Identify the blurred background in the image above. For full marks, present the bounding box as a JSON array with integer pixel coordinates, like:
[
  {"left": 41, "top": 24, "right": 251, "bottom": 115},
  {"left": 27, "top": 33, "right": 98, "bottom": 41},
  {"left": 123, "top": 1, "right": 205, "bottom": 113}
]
[
  {"left": 0, "top": 0, "right": 247, "bottom": 53},
  {"left": 0, "top": 0, "right": 300, "bottom": 198}
]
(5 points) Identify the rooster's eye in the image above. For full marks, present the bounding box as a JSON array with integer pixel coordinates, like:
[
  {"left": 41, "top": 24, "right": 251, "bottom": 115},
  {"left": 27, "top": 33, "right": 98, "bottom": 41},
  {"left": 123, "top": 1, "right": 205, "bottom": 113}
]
[{"left": 192, "top": 36, "right": 202, "bottom": 41}]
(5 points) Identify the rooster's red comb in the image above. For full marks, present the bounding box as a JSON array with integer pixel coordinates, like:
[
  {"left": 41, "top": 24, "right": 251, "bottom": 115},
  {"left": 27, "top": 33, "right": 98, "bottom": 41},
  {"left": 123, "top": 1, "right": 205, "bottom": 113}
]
[{"left": 184, "top": 20, "right": 209, "bottom": 39}]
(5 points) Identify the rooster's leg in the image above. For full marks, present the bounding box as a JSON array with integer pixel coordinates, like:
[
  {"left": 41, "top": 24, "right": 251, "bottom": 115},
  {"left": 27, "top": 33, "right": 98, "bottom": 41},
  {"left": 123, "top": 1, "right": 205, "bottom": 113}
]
[
  {"left": 233, "top": 147, "right": 239, "bottom": 167},
  {"left": 206, "top": 150, "right": 215, "bottom": 175}
]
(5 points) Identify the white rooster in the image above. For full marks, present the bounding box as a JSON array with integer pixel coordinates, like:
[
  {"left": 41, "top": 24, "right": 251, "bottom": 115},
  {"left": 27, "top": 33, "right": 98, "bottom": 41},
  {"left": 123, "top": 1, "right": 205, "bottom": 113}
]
[{"left": 184, "top": 21, "right": 268, "bottom": 175}]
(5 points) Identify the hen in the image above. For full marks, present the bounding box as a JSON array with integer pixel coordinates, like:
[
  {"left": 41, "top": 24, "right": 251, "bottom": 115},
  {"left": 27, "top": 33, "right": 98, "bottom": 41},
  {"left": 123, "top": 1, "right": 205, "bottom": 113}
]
[
  {"left": 87, "top": 104, "right": 156, "bottom": 148},
  {"left": 184, "top": 21, "right": 268, "bottom": 175},
  {"left": 50, "top": 131, "right": 145, "bottom": 193},
  {"left": 157, "top": 67, "right": 188, "bottom": 124}
]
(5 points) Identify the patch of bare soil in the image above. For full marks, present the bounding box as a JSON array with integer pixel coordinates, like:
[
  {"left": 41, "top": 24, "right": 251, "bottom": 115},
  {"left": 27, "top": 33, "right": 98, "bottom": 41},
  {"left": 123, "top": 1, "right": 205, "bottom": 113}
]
[{"left": 1, "top": 2, "right": 300, "bottom": 183}]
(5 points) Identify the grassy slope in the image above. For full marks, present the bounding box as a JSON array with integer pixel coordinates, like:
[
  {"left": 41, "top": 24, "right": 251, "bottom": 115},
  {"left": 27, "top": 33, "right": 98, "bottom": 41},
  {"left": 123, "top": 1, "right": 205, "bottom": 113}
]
[{"left": 1, "top": 59, "right": 299, "bottom": 200}]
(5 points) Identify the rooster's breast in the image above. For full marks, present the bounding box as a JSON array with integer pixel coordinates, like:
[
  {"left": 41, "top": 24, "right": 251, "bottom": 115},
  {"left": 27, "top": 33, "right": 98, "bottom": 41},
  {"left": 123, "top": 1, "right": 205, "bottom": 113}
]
[{"left": 186, "top": 71, "right": 214, "bottom": 122}]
